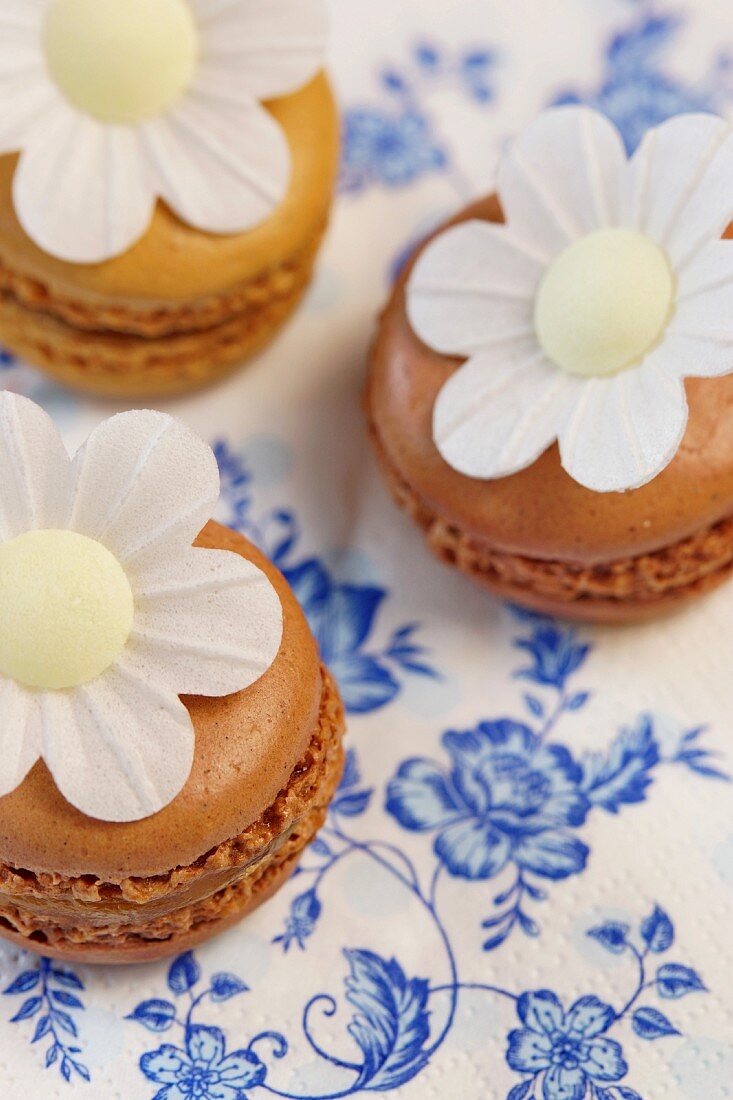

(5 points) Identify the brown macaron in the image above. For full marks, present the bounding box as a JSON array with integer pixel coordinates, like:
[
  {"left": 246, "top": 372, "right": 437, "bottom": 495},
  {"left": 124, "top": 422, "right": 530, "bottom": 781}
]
[
  {"left": 366, "top": 195, "right": 733, "bottom": 623},
  {"left": 0, "top": 73, "right": 339, "bottom": 399},
  {"left": 0, "top": 521, "right": 345, "bottom": 964}
]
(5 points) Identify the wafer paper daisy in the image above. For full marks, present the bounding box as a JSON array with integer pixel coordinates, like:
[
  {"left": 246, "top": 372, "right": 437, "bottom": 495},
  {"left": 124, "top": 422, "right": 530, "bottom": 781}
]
[
  {"left": 407, "top": 107, "right": 733, "bottom": 493},
  {"left": 0, "top": 393, "right": 283, "bottom": 821},
  {"left": 0, "top": 0, "right": 327, "bottom": 262}
]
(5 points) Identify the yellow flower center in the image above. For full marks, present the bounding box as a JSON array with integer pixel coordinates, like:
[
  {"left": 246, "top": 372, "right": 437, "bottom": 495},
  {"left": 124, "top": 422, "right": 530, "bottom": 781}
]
[
  {"left": 43, "top": 0, "right": 199, "bottom": 125},
  {"left": 0, "top": 530, "right": 134, "bottom": 690},
  {"left": 534, "top": 228, "right": 675, "bottom": 378}
]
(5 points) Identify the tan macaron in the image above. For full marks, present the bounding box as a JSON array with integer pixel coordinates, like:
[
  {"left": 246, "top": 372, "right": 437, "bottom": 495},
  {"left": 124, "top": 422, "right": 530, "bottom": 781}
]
[
  {"left": 366, "top": 196, "right": 733, "bottom": 622},
  {"left": 0, "top": 74, "right": 339, "bottom": 398},
  {"left": 0, "top": 522, "right": 345, "bottom": 964}
]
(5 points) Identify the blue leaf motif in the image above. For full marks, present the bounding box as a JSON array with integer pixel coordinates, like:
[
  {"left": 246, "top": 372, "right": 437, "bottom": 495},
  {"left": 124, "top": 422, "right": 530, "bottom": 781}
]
[
  {"left": 523, "top": 694, "right": 544, "bottom": 718},
  {"left": 3, "top": 971, "right": 40, "bottom": 995},
  {"left": 344, "top": 949, "right": 430, "bottom": 1090},
  {"left": 581, "top": 716, "right": 659, "bottom": 812},
  {"left": 210, "top": 973, "right": 249, "bottom": 1002},
  {"left": 507, "top": 1082, "right": 533, "bottom": 1100},
  {"left": 51, "top": 990, "right": 84, "bottom": 1010},
  {"left": 49, "top": 968, "right": 84, "bottom": 991},
  {"left": 567, "top": 691, "right": 590, "bottom": 711},
  {"left": 31, "top": 1016, "right": 52, "bottom": 1043},
  {"left": 168, "top": 952, "right": 200, "bottom": 996},
  {"left": 54, "top": 1010, "right": 78, "bottom": 1037},
  {"left": 587, "top": 922, "right": 630, "bottom": 955},
  {"left": 333, "top": 789, "right": 373, "bottom": 817},
  {"left": 641, "top": 905, "right": 674, "bottom": 953},
  {"left": 632, "top": 1006, "right": 680, "bottom": 1040},
  {"left": 127, "top": 999, "right": 177, "bottom": 1032},
  {"left": 656, "top": 964, "right": 706, "bottom": 999},
  {"left": 10, "top": 997, "right": 42, "bottom": 1022}
]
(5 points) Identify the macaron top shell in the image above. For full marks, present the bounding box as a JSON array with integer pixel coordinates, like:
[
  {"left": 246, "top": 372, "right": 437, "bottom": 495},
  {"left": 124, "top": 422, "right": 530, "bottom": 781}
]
[
  {"left": 0, "top": 522, "right": 322, "bottom": 882},
  {"left": 368, "top": 195, "right": 733, "bottom": 566},
  {"left": 0, "top": 72, "right": 337, "bottom": 305}
]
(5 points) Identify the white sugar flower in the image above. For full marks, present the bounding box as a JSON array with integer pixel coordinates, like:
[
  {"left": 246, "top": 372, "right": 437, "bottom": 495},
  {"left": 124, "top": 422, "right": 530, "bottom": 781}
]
[
  {"left": 407, "top": 108, "right": 733, "bottom": 493},
  {"left": 0, "top": 393, "right": 282, "bottom": 822},
  {"left": 0, "top": 0, "right": 327, "bottom": 262}
]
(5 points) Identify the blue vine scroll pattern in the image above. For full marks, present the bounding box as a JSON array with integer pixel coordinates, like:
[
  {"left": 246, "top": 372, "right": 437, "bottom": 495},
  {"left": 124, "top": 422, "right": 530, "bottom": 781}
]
[
  {"left": 130, "top": 900, "right": 705, "bottom": 1100},
  {"left": 3, "top": 957, "right": 90, "bottom": 1083}
]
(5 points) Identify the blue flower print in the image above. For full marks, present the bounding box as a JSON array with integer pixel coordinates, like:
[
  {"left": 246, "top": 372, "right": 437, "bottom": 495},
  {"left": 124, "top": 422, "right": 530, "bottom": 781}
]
[
  {"left": 284, "top": 558, "right": 434, "bottom": 713},
  {"left": 273, "top": 889, "right": 322, "bottom": 952},
  {"left": 339, "top": 40, "right": 501, "bottom": 197},
  {"left": 507, "top": 991, "right": 627, "bottom": 1100},
  {"left": 386, "top": 720, "right": 589, "bottom": 882},
  {"left": 512, "top": 611, "right": 591, "bottom": 694},
  {"left": 141, "top": 1025, "right": 265, "bottom": 1100},
  {"left": 340, "top": 107, "right": 446, "bottom": 193},
  {"left": 552, "top": 10, "right": 733, "bottom": 154}
]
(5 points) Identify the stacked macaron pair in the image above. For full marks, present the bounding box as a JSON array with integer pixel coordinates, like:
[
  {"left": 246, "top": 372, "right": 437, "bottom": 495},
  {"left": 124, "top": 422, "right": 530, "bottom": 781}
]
[
  {"left": 366, "top": 109, "right": 733, "bottom": 622},
  {"left": 0, "top": 0, "right": 346, "bottom": 964}
]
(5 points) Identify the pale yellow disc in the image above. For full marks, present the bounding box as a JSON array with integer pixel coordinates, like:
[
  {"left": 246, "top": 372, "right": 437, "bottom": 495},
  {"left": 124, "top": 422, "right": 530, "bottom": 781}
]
[
  {"left": 534, "top": 227, "right": 675, "bottom": 378},
  {"left": 0, "top": 529, "right": 134, "bottom": 690},
  {"left": 43, "top": 0, "right": 199, "bottom": 125}
]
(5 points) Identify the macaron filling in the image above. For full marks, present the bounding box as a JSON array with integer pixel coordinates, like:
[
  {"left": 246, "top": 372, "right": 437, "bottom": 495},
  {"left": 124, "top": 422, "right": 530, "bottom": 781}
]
[
  {"left": 0, "top": 529, "right": 134, "bottom": 690},
  {"left": 534, "top": 228, "right": 675, "bottom": 378},
  {"left": 43, "top": 0, "right": 199, "bottom": 125}
]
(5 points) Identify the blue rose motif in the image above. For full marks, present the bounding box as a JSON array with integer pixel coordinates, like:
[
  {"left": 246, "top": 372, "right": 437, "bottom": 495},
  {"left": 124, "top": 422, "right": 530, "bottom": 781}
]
[
  {"left": 141, "top": 1024, "right": 265, "bottom": 1100},
  {"left": 386, "top": 721, "right": 589, "bottom": 881},
  {"left": 507, "top": 990, "right": 627, "bottom": 1099},
  {"left": 340, "top": 107, "right": 446, "bottom": 193}
]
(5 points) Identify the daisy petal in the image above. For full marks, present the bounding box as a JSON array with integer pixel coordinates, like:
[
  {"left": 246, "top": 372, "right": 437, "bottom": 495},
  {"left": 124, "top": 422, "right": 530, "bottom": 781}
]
[
  {"left": 434, "top": 349, "right": 581, "bottom": 479},
  {"left": 0, "top": 391, "right": 72, "bottom": 538},
  {"left": 128, "top": 549, "right": 283, "bottom": 697},
  {"left": 664, "top": 240, "right": 733, "bottom": 377},
  {"left": 141, "top": 93, "right": 289, "bottom": 234},
  {"left": 68, "top": 411, "right": 220, "bottom": 568},
  {"left": 0, "top": 678, "right": 41, "bottom": 797},
  {"left": 40, "top": 667, "right": 195, "bottom": 822},
  {"left": 14, "top": 103, "right": 156, "bottom": 264},
  {"left": 0, "top": 8, "right": 56, "bottom": 155},
  {"left": 626, "top": 113, "right": 733, "bottom": 268},
  {"left": 559, "top": 361, "right": 688, "bottom": 492},
  {"left": 407, "top": 220, "right": 544, "bottom": 357},
  {"left": 192, "top": 0, "right": 328, "bottom": 100},
  {"left": 498, "top": 106, "right": 627, "bottom": 259}
]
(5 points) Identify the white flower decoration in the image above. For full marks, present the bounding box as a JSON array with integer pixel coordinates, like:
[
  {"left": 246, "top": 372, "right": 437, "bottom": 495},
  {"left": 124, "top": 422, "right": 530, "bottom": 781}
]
[
  {"left": 0, "top": 393, "right": 283, "bottom": 822},
  {"left": 0, "top": 0, "right": 327, "bottom": 262},
  {"left": 407, "top": 108, "right": 733, "bottom": 493}
]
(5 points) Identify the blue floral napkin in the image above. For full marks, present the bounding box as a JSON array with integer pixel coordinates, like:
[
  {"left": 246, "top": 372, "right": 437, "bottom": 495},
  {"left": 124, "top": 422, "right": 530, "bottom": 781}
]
[{"left": 2, "top": 1, "right": 733, "bottom": 1098}]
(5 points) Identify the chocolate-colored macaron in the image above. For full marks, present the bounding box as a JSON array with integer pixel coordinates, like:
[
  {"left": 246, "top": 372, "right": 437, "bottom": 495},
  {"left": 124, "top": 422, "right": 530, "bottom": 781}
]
[
  {"left": 366, "top": 194, "right": 733, "bottom": 622},
  {"left": 0, "top": 522, "right": 345, "bottom": 964}
]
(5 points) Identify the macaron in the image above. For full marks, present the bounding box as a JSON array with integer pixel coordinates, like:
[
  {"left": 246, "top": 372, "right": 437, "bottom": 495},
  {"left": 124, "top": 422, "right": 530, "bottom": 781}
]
[
  {"left": 366, "top": 195, "right": 733, "bottom": 623},
  {"left": 0, "top": 73, "right": 339, "bottom": 399},
  {"left": 0, "top": 521, "right": 345, "bottom": 964}
]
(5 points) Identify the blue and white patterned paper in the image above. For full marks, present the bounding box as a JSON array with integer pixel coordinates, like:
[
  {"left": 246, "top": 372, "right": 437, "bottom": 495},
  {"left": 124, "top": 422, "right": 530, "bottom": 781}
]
[{"left": 1, "top": 1, "right": 733, "bottom": 1097}]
